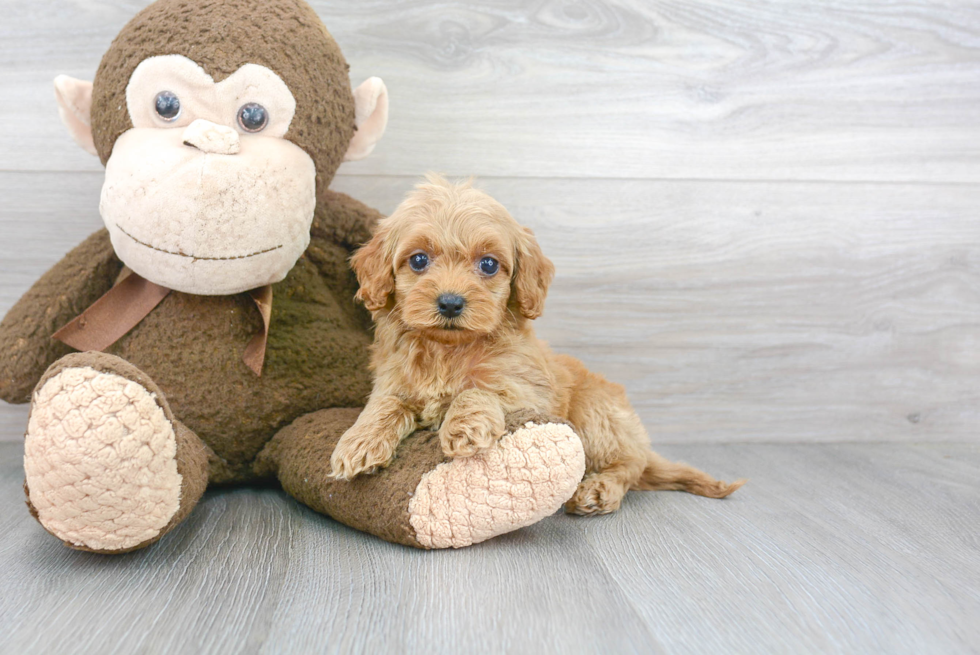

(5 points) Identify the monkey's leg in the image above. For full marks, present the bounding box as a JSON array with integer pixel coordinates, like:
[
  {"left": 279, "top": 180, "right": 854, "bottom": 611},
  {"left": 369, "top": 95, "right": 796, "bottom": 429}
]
[
  {"left": 254, "top": 409, "right": 586, "bottom": 549},
  {"left": 23, "top": 352, "right": 210, "bottom": 553}
]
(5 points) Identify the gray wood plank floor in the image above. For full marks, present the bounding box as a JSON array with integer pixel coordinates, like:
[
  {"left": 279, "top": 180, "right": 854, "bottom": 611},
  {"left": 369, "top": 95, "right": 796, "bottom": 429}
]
[{"left": 1, "top": 441, "right": 978, "bottom": 654}]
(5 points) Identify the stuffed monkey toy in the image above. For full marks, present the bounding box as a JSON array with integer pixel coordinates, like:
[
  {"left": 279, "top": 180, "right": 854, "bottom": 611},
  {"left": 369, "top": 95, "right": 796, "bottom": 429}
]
[{"left": 0, "top": 0, "right": 585, "bottom": 553}]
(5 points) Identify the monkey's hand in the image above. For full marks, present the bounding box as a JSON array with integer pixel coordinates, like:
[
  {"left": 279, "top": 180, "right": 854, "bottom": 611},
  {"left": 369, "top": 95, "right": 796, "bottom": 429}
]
[
  {"left": 0, "top": 229, "right": 121, "bottom": 403},
  {"left": 439, "top": 390, "right": 507, "bottom": 459}
]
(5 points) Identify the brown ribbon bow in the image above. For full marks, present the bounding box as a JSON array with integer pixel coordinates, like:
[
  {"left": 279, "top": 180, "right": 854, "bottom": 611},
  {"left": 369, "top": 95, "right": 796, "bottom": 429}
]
[{"left": 53, "top": 270, "right": 273, "bottom": 376}]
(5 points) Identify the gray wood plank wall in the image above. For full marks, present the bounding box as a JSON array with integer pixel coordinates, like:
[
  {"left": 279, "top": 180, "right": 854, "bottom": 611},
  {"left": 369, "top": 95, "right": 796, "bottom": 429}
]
[{"left": 1, "top": 0, "right": 978, "bottom": 443}]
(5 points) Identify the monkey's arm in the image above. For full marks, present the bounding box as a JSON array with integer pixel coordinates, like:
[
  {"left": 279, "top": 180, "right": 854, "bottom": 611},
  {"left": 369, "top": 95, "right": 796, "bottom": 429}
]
[
  {"left": 310, "top": 190, "right": 384, "bottom": 252},
  {"left": 0, "top": 229, "right": 122, "bottom": 403}
]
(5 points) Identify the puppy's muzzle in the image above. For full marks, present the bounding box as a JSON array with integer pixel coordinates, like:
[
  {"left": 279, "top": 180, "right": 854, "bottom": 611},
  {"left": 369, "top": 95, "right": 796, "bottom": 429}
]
[{"left": 437, "top": 293, "right": 465, "bottom": 319}]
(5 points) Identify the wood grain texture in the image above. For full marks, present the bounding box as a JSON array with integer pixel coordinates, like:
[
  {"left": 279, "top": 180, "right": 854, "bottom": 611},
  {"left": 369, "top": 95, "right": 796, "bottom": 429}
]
[
  {"left": 0, "top": 406, "right": 28, "bottom": 444},
  {"left": 1, "top": 441, "right": 978, "bottom": 654},
  {"left": 0, "top": 172, "right": 103, "bottom": 313},
  {"left": 1, "top": 172, "right": 978, "bottom": 443},
  {"left": 3, "top": 0, "right": 980, "bottom": 181}
]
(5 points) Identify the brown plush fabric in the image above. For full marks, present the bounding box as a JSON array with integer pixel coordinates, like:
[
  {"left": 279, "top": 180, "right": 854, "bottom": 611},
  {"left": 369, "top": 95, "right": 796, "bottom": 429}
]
[
  {"left": 24, "top": 351, "right": 212, "bottom": 554},
  {"left": 314, "top": 190, "right": 385, "bottom": 253},
  {"left": 504, "top": 408, "right": 573, "bottom": 434},
  {"left": 163, "top": 418, "right": 211, "bottom": 534},
  {"left": 3, "top": 224, "right": 377, "bottom": 479},
  {"left": 91, "top": 0, "right": 356, "bottom": 202},
  {"left": 254, "top": 408, "right": 576, "bottom": 548},
  {"left": 52, "top": 271, "right": 171, "bottom": 354},
  {"left": 255, "top": 407, "right": 450, "bottom": 548},
  {"left": 104, "top": 246, "right": 374, "bottom": 479},
  {"left": 3, "top": 211, "right": 377, "bottom": 483},
  {"left": 0, "top": 230, "right": 122, "bottom": 403},
  {"left": 3, "top": 199, "right": 381, "bottom": 481}
]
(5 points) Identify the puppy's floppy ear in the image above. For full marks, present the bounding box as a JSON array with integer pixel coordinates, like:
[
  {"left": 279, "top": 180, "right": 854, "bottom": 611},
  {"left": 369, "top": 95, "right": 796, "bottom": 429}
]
[
  {"left": 351, "top": 223, "right": 396, "bottom": 311},
  {"left": 512, "top": 226, "right": 555, "bottom": 319}
]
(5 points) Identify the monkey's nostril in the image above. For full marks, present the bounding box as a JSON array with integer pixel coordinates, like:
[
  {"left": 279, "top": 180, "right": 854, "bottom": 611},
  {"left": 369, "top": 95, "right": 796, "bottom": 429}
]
[{"left": 437, "top": 293, "right": 465, "bottom": 319}]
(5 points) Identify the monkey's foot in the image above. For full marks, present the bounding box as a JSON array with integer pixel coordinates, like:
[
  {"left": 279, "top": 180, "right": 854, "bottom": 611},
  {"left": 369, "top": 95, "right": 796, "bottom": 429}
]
[
  {"left": 259, "top": 409, "right": 586, "bottom": 549},
  {"left": 23, "top": 353, "right": 208, "bottom": 553},
  {"left": 408, "top": 416, "right": 586, "bottom": 548}
]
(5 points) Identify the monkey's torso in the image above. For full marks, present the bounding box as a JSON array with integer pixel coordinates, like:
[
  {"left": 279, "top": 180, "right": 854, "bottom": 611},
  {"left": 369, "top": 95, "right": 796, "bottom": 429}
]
[
  {"left": 102, "top": 236, "right": 373, "bottom": 481},
  {"left": 0, "top": 190, "right": 380, "bottom": 483}
]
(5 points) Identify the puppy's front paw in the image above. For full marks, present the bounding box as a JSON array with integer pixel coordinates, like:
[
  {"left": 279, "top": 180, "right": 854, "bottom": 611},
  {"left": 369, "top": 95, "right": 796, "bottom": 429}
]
[
  {"left": 564, "top": 475, "right": 625, "bottom": 516},
  {"left": 439, "top": 411, "right": 504, "bottom": 459},
  {"left": 329, "top": 427, "right": 397, "bottom": 480}
]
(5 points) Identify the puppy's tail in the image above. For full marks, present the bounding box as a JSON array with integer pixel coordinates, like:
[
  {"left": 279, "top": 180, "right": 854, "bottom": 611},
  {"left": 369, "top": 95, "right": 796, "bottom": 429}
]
[{"left": 633, "top": 451, "right": 745, "bottom": 499}]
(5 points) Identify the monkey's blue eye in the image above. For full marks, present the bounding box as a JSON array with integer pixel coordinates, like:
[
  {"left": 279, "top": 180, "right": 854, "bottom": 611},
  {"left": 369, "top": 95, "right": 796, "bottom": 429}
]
[
  {"left": 238, "top": 103, "right": 268, "bottom": 132},
  {"left": 479, "top": 256, "right": 499, "bottom": 276},
  {"left": 409, "top": 252, "right": 429, "bottom": 272},
  {"left": 154, "top": 91, "right": 180, "bottom": 121}
]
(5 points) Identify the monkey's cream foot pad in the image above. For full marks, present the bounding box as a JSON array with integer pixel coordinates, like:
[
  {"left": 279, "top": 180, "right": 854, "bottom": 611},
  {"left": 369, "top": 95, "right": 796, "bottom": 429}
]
[
  {"left": 408, "top": 421, "right": 586, "bottom": 548},
  {"left": 23, "top": 365, "right": 181, "bottom": 552}
]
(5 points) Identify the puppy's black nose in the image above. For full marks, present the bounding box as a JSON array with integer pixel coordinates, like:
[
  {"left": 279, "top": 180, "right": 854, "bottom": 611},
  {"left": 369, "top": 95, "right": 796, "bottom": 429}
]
[{"left": 437, "top": 293, "right": 466, "bottom": 318}]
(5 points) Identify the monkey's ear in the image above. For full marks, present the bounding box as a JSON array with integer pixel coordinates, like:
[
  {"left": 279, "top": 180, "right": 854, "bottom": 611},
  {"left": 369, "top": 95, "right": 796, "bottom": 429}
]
[
  {"left": 351, "top": 223, "right": 396, "bottom": 311},
  {"left": 344, "top": 77, "right": 388, "bottom": 162},
  {"left": 512, "top": 226, "right": 555, "bottom": 320},
  {"left": 53, "top": 75, "right": 98, "bottom": 156}
]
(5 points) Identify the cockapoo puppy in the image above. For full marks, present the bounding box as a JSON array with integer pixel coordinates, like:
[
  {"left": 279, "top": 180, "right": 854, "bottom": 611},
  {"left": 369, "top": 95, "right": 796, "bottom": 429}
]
[{"left": 330, "top": 175, "right": 744, "bottom": 515}]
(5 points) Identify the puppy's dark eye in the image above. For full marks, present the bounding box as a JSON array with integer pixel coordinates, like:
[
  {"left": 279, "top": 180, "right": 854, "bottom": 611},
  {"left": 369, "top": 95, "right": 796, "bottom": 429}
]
[
  {"left": 238, "top": 103, "right": 268, "bottom": 132},
  {"left": 479, "top": 256, "right": 499, "bottom": 276},
  {"left": 409, "top": 252, "right": 429, "bottom": 272},
  {"left": 154, "top": 91, "right": 181, "bottom": 121}
]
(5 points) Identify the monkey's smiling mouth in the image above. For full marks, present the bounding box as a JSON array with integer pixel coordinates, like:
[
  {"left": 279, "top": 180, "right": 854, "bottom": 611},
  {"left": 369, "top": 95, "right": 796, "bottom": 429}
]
[{"left": 116, "top": 225, "right": 284, "bottom": 261}]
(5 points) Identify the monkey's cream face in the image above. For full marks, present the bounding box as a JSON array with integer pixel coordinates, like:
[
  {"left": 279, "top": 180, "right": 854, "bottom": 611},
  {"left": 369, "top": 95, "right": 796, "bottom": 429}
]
[{"left": 100, "top": 55, "right": 316, "bottom": 295}]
